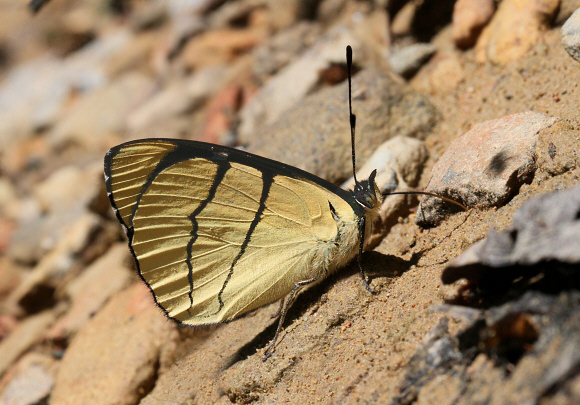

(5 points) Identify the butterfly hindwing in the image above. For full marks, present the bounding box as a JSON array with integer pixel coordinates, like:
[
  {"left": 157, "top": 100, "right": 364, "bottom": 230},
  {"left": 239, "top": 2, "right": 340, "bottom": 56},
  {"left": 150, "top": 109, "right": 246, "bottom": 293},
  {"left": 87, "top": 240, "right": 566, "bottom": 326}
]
[{"left": 105, "top": 139, "right": 364, "bottom": 325}]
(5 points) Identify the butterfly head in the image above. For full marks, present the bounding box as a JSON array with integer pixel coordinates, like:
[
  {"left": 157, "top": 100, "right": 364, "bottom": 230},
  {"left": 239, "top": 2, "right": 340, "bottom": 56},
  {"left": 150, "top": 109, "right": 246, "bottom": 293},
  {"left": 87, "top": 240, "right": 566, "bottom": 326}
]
[{"left": 354, "top": 169, "right": 382, "bottom": 211}]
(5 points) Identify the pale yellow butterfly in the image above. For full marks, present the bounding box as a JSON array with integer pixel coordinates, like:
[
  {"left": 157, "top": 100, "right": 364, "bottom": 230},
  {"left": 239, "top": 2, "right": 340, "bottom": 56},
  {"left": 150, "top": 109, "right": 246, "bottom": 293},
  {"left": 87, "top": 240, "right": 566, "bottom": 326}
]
[{"left": 104, "top": 46, "right": 463, "bottom": 359}]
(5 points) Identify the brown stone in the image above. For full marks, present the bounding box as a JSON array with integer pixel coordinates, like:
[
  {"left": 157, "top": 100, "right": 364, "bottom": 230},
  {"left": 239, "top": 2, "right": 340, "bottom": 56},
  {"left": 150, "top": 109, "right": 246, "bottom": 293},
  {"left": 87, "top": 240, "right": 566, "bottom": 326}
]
[
  {"left": 50, "top": 283, "right": 175, "bottom": 405},
  {"left": 180, "top": 9, "right": 269, "bottom": 71},
  {"left": 418, "top": 112, "right": 559, "bottom": 225},
  {"left": 0, "top": 311, "right": 56, "bottom": 376},
  {"left": 49, "top": 72, "right": 155, "bottom": 151},
  {"left": 45, "top": 244, "right": 132, "bottom": 340},
  {"left": 5, "top": 213, "right": 103, "bottom": 315},
  {"left": 412, "top": 52, "right": 465, "bottom": 94},
  {"left": 452, "top": 0, "right": 495, "bottom": 49},
  {"left": 475, "top": 0, "right": 559, "bottom": 64}
]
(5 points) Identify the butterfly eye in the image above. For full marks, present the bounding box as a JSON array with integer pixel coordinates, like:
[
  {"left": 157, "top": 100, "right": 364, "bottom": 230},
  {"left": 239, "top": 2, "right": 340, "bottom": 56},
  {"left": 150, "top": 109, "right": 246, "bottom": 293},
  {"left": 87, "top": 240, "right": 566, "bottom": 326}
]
[
  {"left": 364, "top": 193, "right": 378, "bottom": 209},
  {"left": 354, "top": 181, "right": 378, "bottom": 209}
]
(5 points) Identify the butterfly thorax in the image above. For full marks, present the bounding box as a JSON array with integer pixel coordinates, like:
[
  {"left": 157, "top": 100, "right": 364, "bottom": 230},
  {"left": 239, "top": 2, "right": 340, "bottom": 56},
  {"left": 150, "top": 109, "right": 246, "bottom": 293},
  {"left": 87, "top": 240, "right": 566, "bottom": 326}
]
[
  {"left": 316, "top": 174, "right": 382, "bottom": 279},
  {"left": 354, "top": 170, "right": 383, "bottom": 246}
]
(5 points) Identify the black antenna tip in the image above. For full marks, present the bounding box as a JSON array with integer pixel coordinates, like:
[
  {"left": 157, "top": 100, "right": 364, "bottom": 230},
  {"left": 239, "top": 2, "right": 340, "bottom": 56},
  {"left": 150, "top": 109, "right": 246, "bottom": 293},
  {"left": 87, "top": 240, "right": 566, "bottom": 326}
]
[{"left": 346, "top": 44, "right": 358, "bottom": 185}]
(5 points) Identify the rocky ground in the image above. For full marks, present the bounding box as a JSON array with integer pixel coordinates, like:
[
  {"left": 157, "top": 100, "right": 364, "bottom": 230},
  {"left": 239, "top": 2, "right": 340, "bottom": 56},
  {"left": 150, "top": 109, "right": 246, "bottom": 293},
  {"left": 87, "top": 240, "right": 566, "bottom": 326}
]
[{"left": 1, "top": 0, "right": 580, "bottom": 404}]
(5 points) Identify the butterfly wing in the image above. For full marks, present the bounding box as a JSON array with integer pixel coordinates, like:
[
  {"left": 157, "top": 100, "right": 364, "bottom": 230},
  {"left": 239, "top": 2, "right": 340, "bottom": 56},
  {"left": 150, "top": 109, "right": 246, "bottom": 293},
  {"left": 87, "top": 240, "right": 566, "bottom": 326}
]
[{"left": 104, "top": 139, "right": 365, "bottom": 325}]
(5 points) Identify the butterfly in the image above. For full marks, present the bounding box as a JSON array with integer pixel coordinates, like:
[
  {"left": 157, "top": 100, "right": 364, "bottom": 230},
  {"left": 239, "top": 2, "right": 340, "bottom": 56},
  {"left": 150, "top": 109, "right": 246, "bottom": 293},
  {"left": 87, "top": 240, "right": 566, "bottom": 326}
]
[{"left": 104, "top": 46, "right": 460, "bottom": 359}]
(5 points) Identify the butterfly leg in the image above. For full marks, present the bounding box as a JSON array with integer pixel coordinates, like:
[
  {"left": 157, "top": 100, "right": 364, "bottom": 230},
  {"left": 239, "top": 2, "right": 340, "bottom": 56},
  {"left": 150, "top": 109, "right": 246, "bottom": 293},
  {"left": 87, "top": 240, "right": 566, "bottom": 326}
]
[
  {"left": 357, "top": 217, "right": 374, "bottom": 293},
  {"left": 270, "top": 298, "right": 285, "bottom": 319},
  {"left": 262, "top": 276, "right": 318, "bottom": 361}
]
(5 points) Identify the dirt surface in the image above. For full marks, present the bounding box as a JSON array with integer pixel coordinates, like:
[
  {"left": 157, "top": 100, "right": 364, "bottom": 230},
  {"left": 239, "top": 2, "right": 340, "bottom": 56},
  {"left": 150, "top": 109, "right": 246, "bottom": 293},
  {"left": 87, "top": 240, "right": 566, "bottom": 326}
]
[{"left": 0, "top": 1, "right": 579, "bottom": 404}]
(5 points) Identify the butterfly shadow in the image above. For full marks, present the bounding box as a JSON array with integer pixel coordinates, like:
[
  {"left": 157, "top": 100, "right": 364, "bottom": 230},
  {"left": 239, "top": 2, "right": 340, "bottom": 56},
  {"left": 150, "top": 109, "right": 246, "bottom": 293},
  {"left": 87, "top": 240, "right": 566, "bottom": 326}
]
[
  {"left": 225, "top": 250, "right": 422, "bottom": 368},
  {"left": 364, "top": 250, "right": 422, "bottom": 282}
]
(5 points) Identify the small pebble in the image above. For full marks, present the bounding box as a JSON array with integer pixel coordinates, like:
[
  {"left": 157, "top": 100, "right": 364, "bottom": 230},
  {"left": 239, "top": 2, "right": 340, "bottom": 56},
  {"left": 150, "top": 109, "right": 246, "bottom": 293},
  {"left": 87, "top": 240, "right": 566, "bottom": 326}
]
[{"left": 562, "top": 8, "right": 580, "bottom": 63}]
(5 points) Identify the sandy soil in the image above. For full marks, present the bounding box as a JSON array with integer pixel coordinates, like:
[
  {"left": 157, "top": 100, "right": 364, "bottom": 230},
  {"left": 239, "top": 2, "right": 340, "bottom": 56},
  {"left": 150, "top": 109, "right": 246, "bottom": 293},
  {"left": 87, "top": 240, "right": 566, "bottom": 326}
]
[{"left": 0, "top": 2, "right": 579, "bottom": 404}]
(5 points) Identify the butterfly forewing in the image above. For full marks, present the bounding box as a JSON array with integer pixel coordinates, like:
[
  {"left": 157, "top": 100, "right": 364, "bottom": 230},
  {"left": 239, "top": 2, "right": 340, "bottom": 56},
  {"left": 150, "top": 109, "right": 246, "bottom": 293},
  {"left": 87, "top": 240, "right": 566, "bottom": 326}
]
[
  {"left": 105, "top": 139, "right": 362, "bottom": 326},
  {"left": 106, "top": 141, "right": 178, "bottom": 228}
]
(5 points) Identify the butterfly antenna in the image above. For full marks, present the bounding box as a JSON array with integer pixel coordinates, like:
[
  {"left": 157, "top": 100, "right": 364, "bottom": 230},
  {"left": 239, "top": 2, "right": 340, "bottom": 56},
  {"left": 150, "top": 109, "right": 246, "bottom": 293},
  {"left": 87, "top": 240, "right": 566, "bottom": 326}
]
[
  {"left": 387, "top": 190, "right": 468, "bottom": 211},
  {"left": 347, "top": 45, "right": 359, "bottom": 185},
  {"left": 347, "top": 45, "right": 375, "bottom": 293}
]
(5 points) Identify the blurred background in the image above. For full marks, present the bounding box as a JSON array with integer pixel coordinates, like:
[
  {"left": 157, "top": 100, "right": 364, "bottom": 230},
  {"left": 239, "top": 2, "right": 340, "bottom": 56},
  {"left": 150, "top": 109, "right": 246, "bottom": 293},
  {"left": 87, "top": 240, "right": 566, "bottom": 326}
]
[{"left": 0, "top": 1, "right": 580, "bottom": 404}]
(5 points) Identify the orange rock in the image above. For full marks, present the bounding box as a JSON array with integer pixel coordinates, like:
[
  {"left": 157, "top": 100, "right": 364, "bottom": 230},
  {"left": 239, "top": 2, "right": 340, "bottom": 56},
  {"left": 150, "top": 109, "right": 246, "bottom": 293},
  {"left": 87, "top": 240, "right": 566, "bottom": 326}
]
[
  {"left": 45, "top": 244, "right": 132, "bottom": 341},
  {"left": 0, "top": 311, "right": 56, "bottom": 376},
  {"left": 199, "top": 84, "right": 243, "bottom": 145},
  {"left": 475, "top": 0, "right": 559, "bottom": 64},
  {"left": 1, "top": 136, "right": 50, "bottom": 177},
  {"left": 391, "top": 1, "right": 418, "bottom": 37},
  {"left": 452, "top": 0, "right": 495, "bottom": 49},
  {"left": 413, "top": 52, "right": 465, "bottom": 94},
  {"left": 0, "top": 218, "right": 16, "bottom": 256},
  {"left": 50, "top": 283, "right": 175, "bottom": 405},
  {"left": 0, "top": 314, "right": 18, "bottom": 340},
  {"left": 180, "top": 9, "right": 269, "bottom": 71},
  {"left": 200, "top": 77, "right": 258, "bottom": 144}
]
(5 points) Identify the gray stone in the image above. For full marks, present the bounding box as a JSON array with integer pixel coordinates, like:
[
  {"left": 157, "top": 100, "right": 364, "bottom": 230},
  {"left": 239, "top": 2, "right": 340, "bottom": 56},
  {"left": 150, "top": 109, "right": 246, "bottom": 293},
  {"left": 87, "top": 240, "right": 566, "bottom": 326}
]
[
  {"left": 7, "top": 207, "right": 84, "bottom": 266},
  {"left": 0, "top": 311, "right": 56, "bottom": 376},
  {"left": 0, "top": 178, "right": 18, "bottom": 217},
  {"left": 417, "top": 112, "right": 558, "bottom": 226},
  {"left": 0, "top": 364, "right": 54, "bottom": 405},
  {"left": 166, "top": 0, "right": 217, "bottom": 16},
  {"left": 444, "top": 183, "right": 580, "bottom": 284},
  {"left": 343, "top": 136, "right": 428, "bottom": 192},
  {"left": 5, "top": 213, "right": 103, "bottom": 315},
  {"left": 208, "top": 0, "right": 268, "bottom": 28},
  {"left": 8, "top": 162, "right": 103, "bottom": 265},
  {"left": 388, "top": 43, "right": 437, "bottom": 78},
  {"left": 33, "top": 163, "right": 102, "bottom": 214},
  {"left": 398, "top": 291, "right": 580, "bottom": 405},
  {"left": 562, "top": 8, "right": 580, "bottom": 63},
  {"left": 129, "top": 1, "right": 168, "bottom": 30},
  {"left": 126, "top": 66, "right": 227, "bottom": 133},
  {"left": 238, "top": 25, "right": 363, "bottom": 143},
  {"left": 208, "top": 0, "right": 305, "bottom": 30},
  {"left": 343, "top": 136, "right": 429, "bottom": 245},
  {"left": 0, "top": 53, "right": 105, "bottom": 150},
  {"left": 252, "top": 22, "right": 321, "bottom": 80},
  {"left": 455, "top": 292, "right": 580, "bottom": 405},
  {"left": 248, "top": 68, "right": 438, "bottom": 184},
  {"left": 0, "top": 55, "right": 62, "bottom": 147},
  {"left": 555, "top": 0, "right": 580, "bottom": 25},
  {"left": 49, "top": 72, "right": 154, "bottom": 151},
  {"left": 0, "top": 30, "right": 132, "bottom": 150},
  {"left": 0, "top": 258, "right": 25, "bottom": 299},
  {"left": 317, "top": 0, "right": 349, "bottom": 23},
  {"left": 394, "top": 317, "right": 463, "bottom": 404}
]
